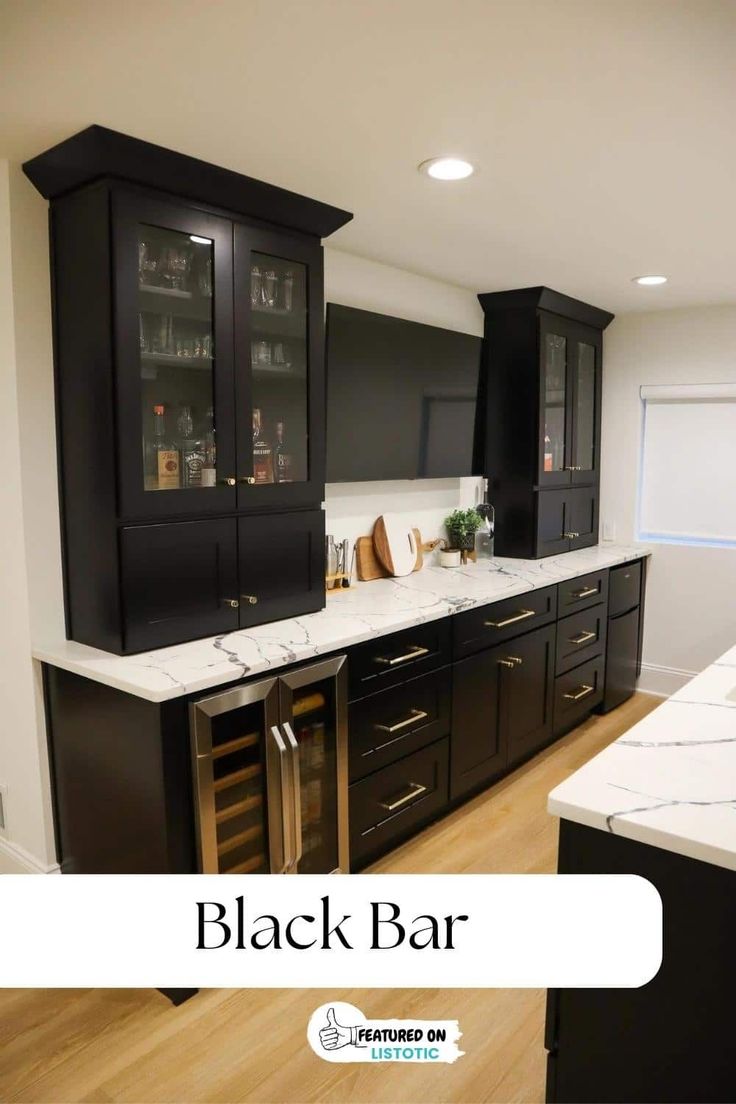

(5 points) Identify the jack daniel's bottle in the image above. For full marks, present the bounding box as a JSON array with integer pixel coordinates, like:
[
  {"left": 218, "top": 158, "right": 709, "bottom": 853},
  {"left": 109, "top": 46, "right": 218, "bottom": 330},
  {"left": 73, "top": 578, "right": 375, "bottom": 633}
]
[{"left": 252, "top": 407, "right": 274, "bottom": 483}]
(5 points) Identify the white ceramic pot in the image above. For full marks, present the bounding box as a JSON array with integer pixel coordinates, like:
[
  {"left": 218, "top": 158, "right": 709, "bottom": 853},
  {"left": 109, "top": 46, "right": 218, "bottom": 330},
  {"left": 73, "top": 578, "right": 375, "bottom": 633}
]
[{"left": 439, "top": 548, "right": 462, "bottom": 568}]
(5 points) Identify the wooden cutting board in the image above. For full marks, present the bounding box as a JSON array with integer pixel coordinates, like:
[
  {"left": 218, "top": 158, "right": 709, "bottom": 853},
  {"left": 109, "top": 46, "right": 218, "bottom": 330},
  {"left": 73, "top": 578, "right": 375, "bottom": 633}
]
[
  {"left": 356, "top": 528, "right": 424, "bottom": 581},
  {"left": 373, "top": 515, "right": 418, "bottom": 576}
]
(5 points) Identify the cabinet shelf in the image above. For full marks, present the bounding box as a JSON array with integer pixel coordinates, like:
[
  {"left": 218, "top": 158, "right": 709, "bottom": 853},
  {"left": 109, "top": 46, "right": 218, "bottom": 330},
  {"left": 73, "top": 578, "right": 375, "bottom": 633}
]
[
  {"left": 214, "top": 763, "right": 261, "bottom": 793},
  {"left": 215, "top": 792, "right": 262, "bottom": 825},
  {"left": 217, "top": 822, "right": 263, "bottom": 856},
  {"left": 212, "top": 731, "right": 259, "bottom": 760}
]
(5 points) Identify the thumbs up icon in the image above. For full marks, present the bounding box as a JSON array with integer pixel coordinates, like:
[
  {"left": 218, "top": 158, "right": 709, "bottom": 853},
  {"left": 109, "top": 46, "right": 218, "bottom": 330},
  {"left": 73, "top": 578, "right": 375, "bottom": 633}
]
[{"left": 319, "top": 1007, "right": 352, "bottom": 1050}]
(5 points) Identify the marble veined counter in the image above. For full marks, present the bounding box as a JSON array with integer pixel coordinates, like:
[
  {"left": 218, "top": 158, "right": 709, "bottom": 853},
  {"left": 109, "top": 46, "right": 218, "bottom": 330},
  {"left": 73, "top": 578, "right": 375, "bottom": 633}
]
[
  {"left": 549, "top": 643, "right": 736, "bottom": 871},
  {"left": 34, "top": 542, "right": 648, "bottom": 704}
]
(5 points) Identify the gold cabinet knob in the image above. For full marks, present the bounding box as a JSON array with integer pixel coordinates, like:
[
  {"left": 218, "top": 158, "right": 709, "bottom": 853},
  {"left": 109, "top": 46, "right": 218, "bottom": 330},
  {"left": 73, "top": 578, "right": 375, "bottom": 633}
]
[
  {"left": 223, "top": 598, "right": 240, "bottom": 608},
  {"left": 220, "top": 477, "right": 236, "bottom": 487},
  {"left": 239, "top": 476, "right": 256, "bottom": 485},
  {"left": 241, "top": 595, "right": 258, "bottom": 605}
]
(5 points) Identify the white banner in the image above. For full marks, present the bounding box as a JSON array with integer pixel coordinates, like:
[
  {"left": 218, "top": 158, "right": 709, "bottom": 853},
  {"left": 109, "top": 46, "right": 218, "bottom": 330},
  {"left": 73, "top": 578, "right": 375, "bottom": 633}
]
[{"left": 0, "top": 874, "right": 661, "bottom": 988}]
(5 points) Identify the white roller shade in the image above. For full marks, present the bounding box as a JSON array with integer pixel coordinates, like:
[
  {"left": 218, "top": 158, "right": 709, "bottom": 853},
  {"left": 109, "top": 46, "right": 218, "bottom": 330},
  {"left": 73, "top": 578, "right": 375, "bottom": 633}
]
[{"left": 638, "top": 384, "right": 736, "bottom": 545}]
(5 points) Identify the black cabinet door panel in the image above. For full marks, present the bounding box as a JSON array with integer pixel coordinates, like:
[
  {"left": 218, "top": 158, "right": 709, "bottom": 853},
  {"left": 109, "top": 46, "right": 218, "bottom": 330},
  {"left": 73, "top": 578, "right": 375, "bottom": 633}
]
[
  {"left": 237, "top": 510, "right": 324, "bottom": 628},
  {"left": 600, "top": 607, "right": 641, "bottom": 713},
  {"left": 451, "top": 647, "right": 505, "bottom": 798},
  {"left": 121, "top": 519, "right": 238, "bottom": 651},
  {"left": 349, "top": 667, "right": 451, "bottom": 782},
  {"left": 536, "top": 490, "right": 571, "bottom": 557},
  {"left": 568, "top": 486, "right": 599, "bottom": 550},
  {"left": 505, "top": 623, "right": 556, "bottom": 767}
]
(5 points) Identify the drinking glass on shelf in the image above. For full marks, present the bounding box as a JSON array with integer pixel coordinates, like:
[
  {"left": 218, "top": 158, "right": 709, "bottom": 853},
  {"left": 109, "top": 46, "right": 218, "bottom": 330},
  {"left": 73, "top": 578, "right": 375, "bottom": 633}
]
[
  {"left": 262, "top": 270, "right": 278, "bottom": 309},
  {"left": 152, "top": 313, "right": 174, "bottom": 355},
  {"left": 169, "top": 248, "right": 191, "bottom": 291},
  {"left": 139, "top": 242, "right": 158, "bottom": 286},
  {"left": 250, "top": 266, "right": 262, "bottom": 307},
  {"left": 253, "top": 340, "right": 271, "bottom": 366},
  {"left": 139, "top": 314, "right": 149, "bottom": 352},
  {"left": 198, "top": 257, "right": 213, "bottom": 297},
  {"left": 273, "top": 342, "right": 287, "bottom": 366},
  {"left": 283, "top": 271, "right": 294, "bottom": 312}
]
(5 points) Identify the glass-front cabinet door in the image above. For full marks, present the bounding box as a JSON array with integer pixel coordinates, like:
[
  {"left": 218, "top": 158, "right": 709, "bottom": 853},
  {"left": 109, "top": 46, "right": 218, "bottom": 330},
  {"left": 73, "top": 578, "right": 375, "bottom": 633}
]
[
  {"left": 233, "top": 225, "right": 325, "bottom": 508},
  {"left": 278, "top": 656, "right": 349, "bottom": 874},
  {"left": 538, "top": 315, "right": 571, "bottom": 487},
  {"left": 114, "top": 192, "right": 236, "bottom": 518},
  {"left": 569, "top": 328, "right": 601, "bottom": 483}
]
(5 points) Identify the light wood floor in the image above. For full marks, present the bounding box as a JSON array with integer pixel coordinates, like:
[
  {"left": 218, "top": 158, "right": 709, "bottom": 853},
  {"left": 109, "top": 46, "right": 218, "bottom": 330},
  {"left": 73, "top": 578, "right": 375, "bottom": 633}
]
[{"left": 0, "top": 693, "right": 660, "bottom": 1104}]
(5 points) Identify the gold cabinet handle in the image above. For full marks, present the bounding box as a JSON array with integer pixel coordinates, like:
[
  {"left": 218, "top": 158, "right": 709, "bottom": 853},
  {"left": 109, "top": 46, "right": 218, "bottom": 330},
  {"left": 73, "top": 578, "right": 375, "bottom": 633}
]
[
  {"left": 563, "top": 683, "right": 594, "bottom": 702},
  {"left": 507, "top": 655, "right": 523, "bottom": 666},
  {"left": 569, "top": 630, "right": 596, "bottom": 645},
  {"left": 572, "top": 585, "right": 598, "bottom": 599},
  {"left": 223, "top": 598, "right": 240, "bottom": 609},
  {"left": 241, "top": 595, "right": 258, "bottom": 605},
  {"left": 484, "top": 609, "right": 535, "bottom": 629},
  {"left": 374, "top": 645, "right": 430, "bottom": 666},
  {"left": 498, "top": 658, "right": 516, "bottom": 669},
  {"left": 380, "top": 782, "right": 427, "bottom": 812},
  {"left": 239, "top": 476, "right": 256, "bottom": 485},
  {"left": 564, "top": 530, "right": 580, "bottom": 539},
  {"left": 220, "top": 477, "right": 236, "bottom": 487},
  {"left": 565, "top": 465, "right": 583, "bottom": 471},
  {"left": 375, "top": 708, "right": 429, "bottom": 735}
]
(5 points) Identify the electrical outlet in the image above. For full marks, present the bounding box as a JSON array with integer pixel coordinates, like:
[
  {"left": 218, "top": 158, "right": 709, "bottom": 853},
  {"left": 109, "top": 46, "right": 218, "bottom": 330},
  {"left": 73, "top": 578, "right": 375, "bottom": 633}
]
[{"left": 602, "top": 520, "right": 617, "bottom": 542}]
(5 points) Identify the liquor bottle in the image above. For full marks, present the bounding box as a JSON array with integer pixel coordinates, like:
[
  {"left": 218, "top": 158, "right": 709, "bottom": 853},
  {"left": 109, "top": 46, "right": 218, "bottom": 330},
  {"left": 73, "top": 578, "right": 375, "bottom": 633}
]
[
  {"left": 201, "top": 405, "right": 217, "bottom": 487},
  {"left": 283, "top": 270, "right": 294, "bottom": 312},
  {"left": 475, "top": 477, "right": 495, "bottom": 560},
  {"left": 273, "top": 420, "right": 293, "bottom": 483},
  {"left": 252, "top": 407, "right": 274, "bottom": 483},
  {"left": 544, "top": 431, "right": 553, "bottom": 472},
  {"left": 147, "top": 404, "right": 180, "bottom": 490},
  {"left": 177, "top": 405, "right": 205, "bottom": 488}
]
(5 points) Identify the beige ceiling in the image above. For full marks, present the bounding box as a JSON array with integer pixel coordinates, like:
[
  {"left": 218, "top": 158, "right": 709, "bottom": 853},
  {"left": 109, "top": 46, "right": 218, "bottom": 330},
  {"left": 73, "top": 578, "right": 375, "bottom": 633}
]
[{"left": 1, "top": 0, "right": 735, "bottom": 313}]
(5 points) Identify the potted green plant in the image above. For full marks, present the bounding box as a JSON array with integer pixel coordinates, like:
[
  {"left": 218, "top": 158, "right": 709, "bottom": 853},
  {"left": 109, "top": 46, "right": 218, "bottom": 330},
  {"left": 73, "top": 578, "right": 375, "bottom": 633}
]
[{"left": 444, "top": 508, "right": 483, "bottom": 564}]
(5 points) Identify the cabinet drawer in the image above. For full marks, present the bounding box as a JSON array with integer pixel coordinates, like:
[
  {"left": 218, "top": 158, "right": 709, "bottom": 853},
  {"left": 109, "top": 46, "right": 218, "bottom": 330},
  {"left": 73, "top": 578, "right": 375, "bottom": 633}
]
[
  {"left": 555, "top": 605, "right": 607, "bottom": 675},
  {"left": 348, "top": 619, "right": 451, "bottom": 700},
  {"left": 557, "top": 569, "right": 608, "bottom": 615},
  {"left": 453, "top": 585, "right": 557, "bottom": 660},
  {"left": 553, "top": 655, "right": 604, "bottom": 735},
  {"left": 349, "top": 667, "right": 451, "bottom": 782},
  {"left": 349, "top": 738, "right": 449, "bottom": 866},
  {"left": 609, "top": 560, "right": 642, "bottom": 618}
]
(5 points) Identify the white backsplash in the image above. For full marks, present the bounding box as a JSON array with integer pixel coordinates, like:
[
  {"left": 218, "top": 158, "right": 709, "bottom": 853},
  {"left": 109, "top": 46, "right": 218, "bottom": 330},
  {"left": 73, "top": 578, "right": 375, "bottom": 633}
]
[{"left": 324, "top": 476, "right": 484, "bottom": 551}]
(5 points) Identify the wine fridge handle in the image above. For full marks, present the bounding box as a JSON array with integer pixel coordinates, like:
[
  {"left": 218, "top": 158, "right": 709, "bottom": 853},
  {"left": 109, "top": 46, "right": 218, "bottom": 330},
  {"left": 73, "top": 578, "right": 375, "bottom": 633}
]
[
  {"left": 268, "top": 725, "right": 293, "bottom": 874},
  {"left": 282, "top": 722, "right": 303, "bottom": 869}
]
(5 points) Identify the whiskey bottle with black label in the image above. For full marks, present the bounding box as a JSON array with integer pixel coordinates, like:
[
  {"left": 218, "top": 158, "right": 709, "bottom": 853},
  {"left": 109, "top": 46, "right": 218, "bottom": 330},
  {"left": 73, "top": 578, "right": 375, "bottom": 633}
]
[
  {"left": 273, "top": 420, "right": 293, "bottom": 483},
  {"left": 252, "top": 407, "right": 274, "bottom": 484}
]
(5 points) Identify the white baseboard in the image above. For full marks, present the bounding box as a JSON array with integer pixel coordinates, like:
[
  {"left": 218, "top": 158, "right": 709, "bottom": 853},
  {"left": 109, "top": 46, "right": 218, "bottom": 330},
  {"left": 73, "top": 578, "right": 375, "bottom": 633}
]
[
  {"left": 0, "top": 837, "right": 60, "bottom": 875},
  {"left": 638, "top": 662, "right": 696, "bottom": 699}
]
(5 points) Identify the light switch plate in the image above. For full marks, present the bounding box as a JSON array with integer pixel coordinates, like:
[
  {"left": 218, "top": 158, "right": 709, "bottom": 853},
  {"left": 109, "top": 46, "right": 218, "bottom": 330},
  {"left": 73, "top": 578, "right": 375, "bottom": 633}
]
[{"left": 602, "top": 520, "right": 616, "bottom": 542}]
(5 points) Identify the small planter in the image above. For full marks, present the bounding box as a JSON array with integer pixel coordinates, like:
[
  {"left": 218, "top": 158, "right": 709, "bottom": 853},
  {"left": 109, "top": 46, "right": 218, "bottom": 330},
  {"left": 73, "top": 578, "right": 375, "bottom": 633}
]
[{"left": 444, "top": 509, "right": 483, "bottom": 566}]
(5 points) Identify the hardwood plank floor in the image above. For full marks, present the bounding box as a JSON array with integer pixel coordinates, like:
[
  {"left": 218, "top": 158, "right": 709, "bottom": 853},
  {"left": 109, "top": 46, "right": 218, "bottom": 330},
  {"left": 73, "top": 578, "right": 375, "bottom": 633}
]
[{"left": 0, "top": 693, "right": 660, "bottom": 1104}]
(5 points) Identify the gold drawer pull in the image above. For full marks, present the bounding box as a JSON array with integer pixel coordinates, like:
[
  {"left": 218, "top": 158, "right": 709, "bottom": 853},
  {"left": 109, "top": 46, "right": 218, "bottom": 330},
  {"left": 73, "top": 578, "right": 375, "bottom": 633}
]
[
  {"left": 380, "top": 782, "right": 427, "bottom": 812},
  {"left": 375, "top": 708, "right": 429, "bottom": 734},
  {"left": 484, "top": 608, "right": 535, "bottom": 629},
  {"left": 563, "top": 530, "right": 580, "bottom": 539},
  {"left": 374, "top": 645, "right": 430, "bottom": 666},
  {"left": 498, "top": 658, "right": 515, "bottom": 669},
  {"left": 571, "top": 586, "right": 598, "bottom": 600},
  {"left": 569, "top": 630, "right": 596, "bottom": 645},
  {"left": 563, "top": 683, "right": 594, "bottom": 702}
]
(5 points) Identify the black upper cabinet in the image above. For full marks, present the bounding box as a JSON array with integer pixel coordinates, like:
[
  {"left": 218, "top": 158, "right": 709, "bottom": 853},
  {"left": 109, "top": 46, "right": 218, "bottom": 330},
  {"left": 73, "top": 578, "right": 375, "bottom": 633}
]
[
  {"left": 477, "top": 287, "right": 613, "bottom": 558},
  {"left": 28, "top": 128, "right": 351, "bottom": 653}
]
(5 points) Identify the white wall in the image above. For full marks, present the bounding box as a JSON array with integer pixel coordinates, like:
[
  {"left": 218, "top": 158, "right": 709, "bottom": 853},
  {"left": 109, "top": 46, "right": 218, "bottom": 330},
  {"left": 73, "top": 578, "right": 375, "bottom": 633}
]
[
  {"left": 0, "top": 162, "right": 57, "bottom": 873},
  {"left": 323, "top": 249, "right": 484, "bottom": 546},
  {"left": 601, "top": 306, "right": 736, "bottom": 694}
]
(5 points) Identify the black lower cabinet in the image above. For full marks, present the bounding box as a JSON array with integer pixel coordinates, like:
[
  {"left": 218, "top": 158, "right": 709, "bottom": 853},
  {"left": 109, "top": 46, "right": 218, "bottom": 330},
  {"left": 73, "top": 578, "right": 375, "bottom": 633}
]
[
  {"left": 238, "top": 509, "right": 325, "bottom": 627},
  {"left": 121, "top": 518, "right": 240, "bottom": 652},
  {"left": 547, "top": 821, "right": 736, "bottom": 1103},
  {"left": 599, "top": 559, "right": 646, "bottom": 713},
  {"left": 349, "top": 738, "right": 450, "bottom": 867},
  {"left": 451, "top": 622, "right": 555, "bottom": 799}
]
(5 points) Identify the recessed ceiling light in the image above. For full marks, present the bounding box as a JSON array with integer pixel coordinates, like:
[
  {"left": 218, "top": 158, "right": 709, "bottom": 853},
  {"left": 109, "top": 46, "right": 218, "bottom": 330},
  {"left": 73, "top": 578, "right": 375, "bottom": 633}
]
[
  {"left": 418, "top": 157, "right": 475, "bottom": 181},
  {"left": 190, "top": 235, "right": 212, "bottom": 245},
  {"left": 632, "top": 274, "right": 668, "bottom": 286}
]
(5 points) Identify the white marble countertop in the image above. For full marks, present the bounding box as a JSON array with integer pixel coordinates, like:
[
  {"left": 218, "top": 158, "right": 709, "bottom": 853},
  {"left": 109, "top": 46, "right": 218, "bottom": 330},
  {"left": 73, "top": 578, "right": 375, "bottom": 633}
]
[
  {"left": 548, "top": 644, "right": 736, "bottom": 871},
  {"left": 34, "top": 542, "right": 648, "bottom": 704}
]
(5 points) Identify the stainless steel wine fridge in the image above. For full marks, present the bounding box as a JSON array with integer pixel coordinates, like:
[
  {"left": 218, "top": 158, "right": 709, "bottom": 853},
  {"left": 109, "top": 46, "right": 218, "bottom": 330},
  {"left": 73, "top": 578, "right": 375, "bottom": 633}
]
[{"left": 190, "top": 655, "right": 348, "bottom": 874}]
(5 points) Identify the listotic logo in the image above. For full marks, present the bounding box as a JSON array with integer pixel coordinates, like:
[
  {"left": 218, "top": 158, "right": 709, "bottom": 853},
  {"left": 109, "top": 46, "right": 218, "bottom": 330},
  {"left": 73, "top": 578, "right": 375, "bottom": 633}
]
[{"left": 307, "top": 1001, "right": 464, "bottom": 1064}]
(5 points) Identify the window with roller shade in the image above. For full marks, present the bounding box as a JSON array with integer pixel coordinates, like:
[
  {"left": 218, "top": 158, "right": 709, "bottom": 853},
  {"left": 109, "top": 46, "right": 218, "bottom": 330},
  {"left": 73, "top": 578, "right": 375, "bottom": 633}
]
[{"left": 637, "top": 383, "right": 736, "bottom": 548}]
